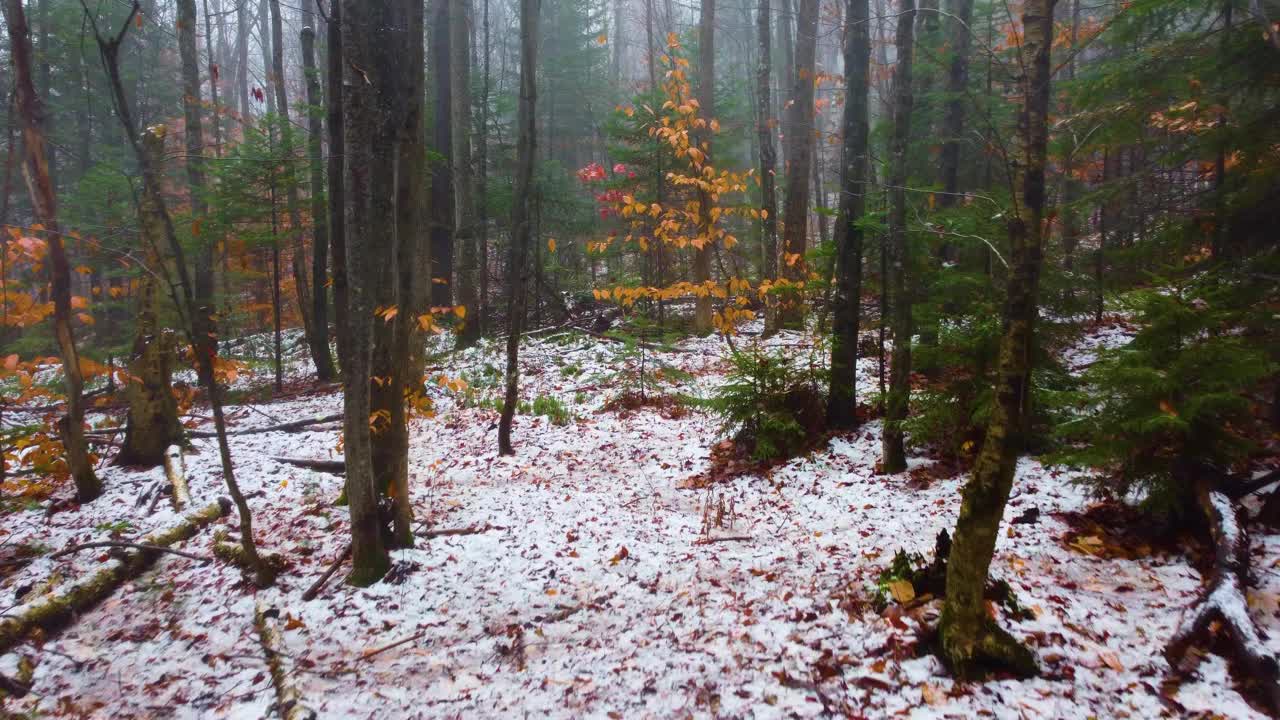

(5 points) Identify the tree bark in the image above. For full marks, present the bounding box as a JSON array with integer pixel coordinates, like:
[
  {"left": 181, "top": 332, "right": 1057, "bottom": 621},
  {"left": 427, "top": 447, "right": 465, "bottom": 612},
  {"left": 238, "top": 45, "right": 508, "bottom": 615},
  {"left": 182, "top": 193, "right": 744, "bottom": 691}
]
[
  {"left": 880, "top": 0, "right": 916, "bottom": 474},
  {"left": 178, "top": 0, "right": 215, "bottom": 305},
  {"left": 117, "top": 131, "right": 182, "bottom": 468},
  {"left": 498, "top": 0, "right": 540, "bottom": 456},
  {"left": 936, "top": 0, "right": 973, "bottom": 209},
  {"left": 939, "top": 0, "right": 1056, "bottom": 680},
  {"left": 326, "top": 0, "right": 349, "bottom": 370},
  {"left": 692, "top": 0, "right": 716, "bottom": 335},
  {"left": 756, "top": 0, "right": 778, "bottom": 313},
  {"left": 270, "top": 0, "right": 334, "bottom": 381},
  {"left": 778, "top": 0, "right": 818, "bottom": 329},
  {"left": 826, "top": 0, "right": 870, "bottom": 429},
  {"left": 302, "top": 21, "right": 334, "bottom": 382},
  {"left": 3, "top": 0, "right": 101, "bottom": 502},
  {"left": 454, "top": 0, "right": 481, "bottom": 348},
  {"left": 430, "top": 0, "right": 456, "bottom": 310}
]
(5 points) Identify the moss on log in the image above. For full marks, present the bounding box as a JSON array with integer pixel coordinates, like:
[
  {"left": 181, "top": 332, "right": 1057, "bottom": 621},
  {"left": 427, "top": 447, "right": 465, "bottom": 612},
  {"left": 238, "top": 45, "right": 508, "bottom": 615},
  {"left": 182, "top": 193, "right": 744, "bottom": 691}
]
[{"left": 0, "top": 498, "right": 230, "bottom": 655}]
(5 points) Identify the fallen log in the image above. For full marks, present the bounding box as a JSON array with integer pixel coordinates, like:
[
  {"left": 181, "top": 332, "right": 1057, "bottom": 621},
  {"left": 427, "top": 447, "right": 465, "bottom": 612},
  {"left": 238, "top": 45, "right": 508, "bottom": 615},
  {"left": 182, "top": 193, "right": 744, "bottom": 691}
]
[
  {"left": 275, "top": 456, "right": 345, "bottom": 474},
  {"left": 163, "top": 445, "right": 191, "bottom": 510},
  {"left": 1166, "top": 482, "right": 1280, "bottom": 714},
  {"left": 188, "top": 413, "right": 342, "bottom": 439},
  {"left": 48, "top": 541, "right": 211, "bottom": 563},
  {"left": 0, "top": 497, "right": 231, "bottom": 655},
  {"left": 254, "top": 602, "right": 316, "bottom": 720}
]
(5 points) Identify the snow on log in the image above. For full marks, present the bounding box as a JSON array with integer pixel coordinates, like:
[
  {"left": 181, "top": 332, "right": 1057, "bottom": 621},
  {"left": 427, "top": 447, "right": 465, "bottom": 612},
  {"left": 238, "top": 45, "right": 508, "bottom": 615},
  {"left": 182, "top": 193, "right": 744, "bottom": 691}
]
[
  {"left": 254, "top": 601, "right": 316, "bottom": 720},
  {"left": 1166, "top": 485, "right": 1280, "bottom": 713},
  {"left": 0, "top": 498, "right": 231, "bottom": 656},
  {"left": 274, "top": 456, "right": 346, "bottom": 474},
  {"left": 163, "top": 445, "right": 191, "bottom": 510}
]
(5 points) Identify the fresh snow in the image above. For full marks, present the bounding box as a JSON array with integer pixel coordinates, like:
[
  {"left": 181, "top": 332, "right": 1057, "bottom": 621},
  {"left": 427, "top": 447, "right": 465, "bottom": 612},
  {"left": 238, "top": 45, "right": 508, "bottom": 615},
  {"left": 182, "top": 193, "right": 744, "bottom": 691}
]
[{"left": 1, "top": 319, "right": 1275, "bottom": 718}]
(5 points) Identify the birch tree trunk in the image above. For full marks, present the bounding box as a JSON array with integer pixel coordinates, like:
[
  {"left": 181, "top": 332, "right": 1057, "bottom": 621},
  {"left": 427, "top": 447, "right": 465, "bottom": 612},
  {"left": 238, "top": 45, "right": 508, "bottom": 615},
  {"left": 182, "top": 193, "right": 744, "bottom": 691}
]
[
  {"left": 826, "top": 0, "right": 870, "bottom": 429},
  {"left": 939, "top": 0, "right": 1057, "bottom": 680}
]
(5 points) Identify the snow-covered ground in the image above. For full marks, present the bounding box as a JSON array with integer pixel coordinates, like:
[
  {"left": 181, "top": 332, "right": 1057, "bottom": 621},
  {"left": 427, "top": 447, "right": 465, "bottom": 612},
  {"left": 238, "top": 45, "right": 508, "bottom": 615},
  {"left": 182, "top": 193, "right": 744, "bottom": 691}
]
[{"left": 2, "top": 318, "right": 1275, "bottom": 718}]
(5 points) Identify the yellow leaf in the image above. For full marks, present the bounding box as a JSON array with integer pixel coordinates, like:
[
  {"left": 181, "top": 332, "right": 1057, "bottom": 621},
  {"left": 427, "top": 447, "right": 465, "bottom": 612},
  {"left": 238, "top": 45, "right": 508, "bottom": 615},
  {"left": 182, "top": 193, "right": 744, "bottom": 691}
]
[
  {"left": 887, "top": 579, "right": 915, "bottom": 604},
  {"left": 454, "top": 304, "right": 467, "bottom": 319},
  {"left": 2, "top": 354, "right": 18, "bottom": 371},
  {"left": 597, "top": 33, "right": 607, "bottom": 45},
  {"left": 77, "top": 313, "right": 95, "bottom": 325},
  {"left": 547, "top": 238, "right": 557, "bottom": 253}
]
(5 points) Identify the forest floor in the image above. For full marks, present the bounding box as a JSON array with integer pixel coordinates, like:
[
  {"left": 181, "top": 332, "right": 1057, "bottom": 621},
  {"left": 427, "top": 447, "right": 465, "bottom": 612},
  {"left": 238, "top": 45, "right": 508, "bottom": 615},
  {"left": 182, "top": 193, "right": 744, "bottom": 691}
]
[{"left": 2, "top": 318, "right": 1279, "bottom": 719}]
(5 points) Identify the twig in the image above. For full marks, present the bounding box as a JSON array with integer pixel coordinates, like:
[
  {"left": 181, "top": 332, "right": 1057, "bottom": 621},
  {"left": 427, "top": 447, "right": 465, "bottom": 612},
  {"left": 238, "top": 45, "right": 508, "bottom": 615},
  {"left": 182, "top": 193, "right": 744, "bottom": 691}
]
[
  {"left": 360, "top": 630, "right": 429, "bottom": 661},
  {"left": 301, "top": 543, "right": 350, "bottom": 601},
  {"left": 695, "top": 535, "right": 753, "bottom": 545}
]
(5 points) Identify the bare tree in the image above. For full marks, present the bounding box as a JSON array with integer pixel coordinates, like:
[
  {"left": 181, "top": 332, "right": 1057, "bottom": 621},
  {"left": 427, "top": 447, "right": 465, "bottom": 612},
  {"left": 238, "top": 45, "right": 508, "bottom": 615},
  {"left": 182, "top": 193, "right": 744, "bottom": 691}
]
[{"left": 777, "top": 0, "right": 818, "bottom": 329}]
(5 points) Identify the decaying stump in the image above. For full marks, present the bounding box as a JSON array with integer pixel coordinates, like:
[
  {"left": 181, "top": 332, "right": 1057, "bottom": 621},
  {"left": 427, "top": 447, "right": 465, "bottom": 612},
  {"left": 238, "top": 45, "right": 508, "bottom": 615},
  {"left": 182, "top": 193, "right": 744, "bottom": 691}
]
[
  {"left": 1166, "top": 480, "right": 1280, "bottom": 714},
  {"left": 0, "top": 498, "right": 230, "bottom": 655},
  {"left": 255, "top": 601, "right": 316, "bottom": 720}
]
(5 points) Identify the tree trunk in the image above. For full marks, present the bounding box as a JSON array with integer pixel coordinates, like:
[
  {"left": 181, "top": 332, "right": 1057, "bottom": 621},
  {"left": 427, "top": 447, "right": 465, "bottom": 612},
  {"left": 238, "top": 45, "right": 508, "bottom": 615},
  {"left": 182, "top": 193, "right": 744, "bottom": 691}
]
[
  {"left": 778, "top": 0, "right": 818, "bottom": 329},
  {"left": 880, "top": 0, "right": 915, "bottom": 474},
  {"left": 430, "top": 0, "right": 456, "bottom": 310},
  {"left": 3, "top": 0, "right": 101, "bottom": 503},
  {"left": 939, "top": 0, "right": 1056, "bottom": 680},
  {"left": 826, "top": 0, "right": 870, "bottom": 429},
  {"left": 778, "top": 0, "right": 794, "bottom": 168},
  {"left": 270, "top": 0, "right": 334, "bottom": 381},
  {"left": 326, "top": 0, "right": 349, "bottom": 369},
  {"left": 936, "top": 0, "right": 972, "bottom": 209},
  {"left": 756, "top": 0, "right": 778, "bottom": 313},
  {"left": 236, "top": 1, "right": 251, "bottom": 122},
  {"left": 90, "top": 11, "right": 270, "bottom": 586},
  {"left": 117, "top": 132, "right": 182, "bottom": 468},
  {"left": 341, "top": 0, "right": 395, "bottom": 586},
  {"left": 498, "top": 0, "right": 540, "bottom": 456},
  {"left": 454, "top": 0, "right": 481, "bottom": 348},
  {"left": 477, "top": 0, "right": 491, "bottom": 336},
  {"left": 302, "top": 20, "right": 335, "bottom": 382},
  {"left": 178, "top": 0, "right": 214, "bottom": 305},
  {"left": 692, "top": 0, "right": 716, "bottom": 335}
]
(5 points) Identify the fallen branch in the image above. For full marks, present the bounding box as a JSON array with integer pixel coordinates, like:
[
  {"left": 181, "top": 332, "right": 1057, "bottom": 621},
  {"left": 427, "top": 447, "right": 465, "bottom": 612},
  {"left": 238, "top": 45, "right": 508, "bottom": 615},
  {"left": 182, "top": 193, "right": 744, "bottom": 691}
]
[
  {"left": 274, "top": 456, "right": 346, "bottom": 474},
  {"left": 0, "top": 498, "right": 231, "bottom": 655},
  {"left": 360, "top": 630, "right": 429, "bottom": 661},
  {"left": 188, "top": 413, "right": 342, "bottom": 439},
  {"left": 254, "top": 602, "right": 317, "bottom": 720},
  {"left": 695, "top": 535, "right": 753, "bottom": 545},
  {"left": 419, "top": 524, "right": 497, "bottom": 539},
  {"left": 301, "top": 544, "right": 350, "bottom": 601},
  {"left": 534, "top": 592, "right": 617, "bottom": 624},
  {"left": 164, "top": 445, "right": 191, "bottom": 510},
  {"left": 48, "top": 541, "right": 211, "bottom": 563},
  {"left": 1165, "top": 480, "right": 1280, "bottom": 714}
]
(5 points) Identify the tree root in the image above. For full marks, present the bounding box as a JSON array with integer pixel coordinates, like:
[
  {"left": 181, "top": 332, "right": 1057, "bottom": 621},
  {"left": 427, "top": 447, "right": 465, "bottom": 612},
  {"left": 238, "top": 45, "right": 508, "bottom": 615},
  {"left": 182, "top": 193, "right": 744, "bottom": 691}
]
[
  {"left": 254, "top": 601, "right": 317, "bottom": 720},
  {"left": 0, "top": 498, "right": 230, "bottom": 655},
  {"left": 1165, "top": 481, "right": 1280, "bottom": 714}
]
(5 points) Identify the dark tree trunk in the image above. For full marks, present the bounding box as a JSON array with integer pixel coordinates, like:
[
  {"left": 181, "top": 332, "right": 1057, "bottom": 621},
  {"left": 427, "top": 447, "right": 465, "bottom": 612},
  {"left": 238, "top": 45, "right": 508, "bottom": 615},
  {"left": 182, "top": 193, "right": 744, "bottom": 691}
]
[
  {"left": 826, "top": 0, "right": 870, "bottom": 429},
  {"left": 939, "top": 0, "right": 1057, "bottom": 680},
  {"left": 936, "top": 0, "right": 973, "bottom": 209},
  {"left": 340, "top": 0, "right": 401, "bottom": 586},
  {"left": 178, "top": 0, "right": 214, "bottom": 306},
  {"left": 455, "top": 0, "right": 481, "bottom": 348},
  {"left": 302, "top": 21, "right": 334, "bottom": 382},
  {"left": 430, "top": 0, "right": 456, "bottom": 309},
  {"left": 498, "top": 0, "right": 540, "bottom": 456},
  {"left": 270, "top": 0, "right": 335, "bottom": 380},
  {"left": 477, "top": 0, "right": 491, "bottom": 336},
  {"left": 756, "top": 0, "right": 778, "bottom": 303},
  {"left": 777, "top": 0, "right": 818, "bottom": 329},
  {"left": 692, "top": 0, "right": 715, "bottom": 335},
  {"left": 881, "top": 0, "right": 916, "bottom": 474},
  {"left": 326, "top": 0, "right": 349, "bottom": 369},
  {"left": 4, "top": 0, "right": 101, "bottom": 502}
]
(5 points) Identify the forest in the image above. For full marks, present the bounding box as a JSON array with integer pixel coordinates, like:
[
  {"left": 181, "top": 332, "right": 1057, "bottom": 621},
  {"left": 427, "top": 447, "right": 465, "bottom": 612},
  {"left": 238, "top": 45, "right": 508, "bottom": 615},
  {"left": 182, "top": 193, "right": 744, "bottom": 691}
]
[{"left": 0, "top": 0, "right": 1278, "bottom": 715}]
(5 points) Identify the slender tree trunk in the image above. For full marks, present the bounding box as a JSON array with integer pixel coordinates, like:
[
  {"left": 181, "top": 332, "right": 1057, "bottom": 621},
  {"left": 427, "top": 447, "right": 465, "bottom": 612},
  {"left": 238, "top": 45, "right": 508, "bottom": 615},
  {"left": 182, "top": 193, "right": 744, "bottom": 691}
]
[
  {"left": 880, "top": 0, "right": 916, "bottom": 474},
  {"left": 326, "top": 0, "right": 348, "bottom": 369},
  {"left": 692, "top": 0, "right": 716, "bottom": 335},
  {"left": 498, "top": 0, "right": 540, "bottom": 456},
  {"left": 430, "top": 0, "right": 455, "bottom": 309},
  {"left": 477, "top": 0, "right": 491, "bottom": 335},
  {"left": 270, "top": 0, "right": 333, "bottom": 380},
  {"left": 779, "top": 0, "right": 794, "bottom": 168},
  {"left": 454, "top": 0, "right": 481, "bottom": 348},
  {"left": 340, "top": 0, "right": 399, "bottom": 586},
  {"left": 90, "top": 12, "right": 269, "bottom": 584},
  {"left": 939, "top": 0, "right": 1057, "bottom": 680},
  {"left": 4, "top": 0, "right": 101, "bottom": 502},
  {"left": 826, "top": 0, "right": 870, "bottom": 429},
  {"left": 178, "top": 0, "right": 214, "bottom": 306},
  {"left": 236, "top": 1, "right": 251, "bottom": 122},
  {"left": 757, "top": 0, "right": 778, "bottom": 302},
  {"left": 302, "top": 20, "right": 334, "bottom": 380},
  {"left": 778, "top": 0, "right": 818, "bottom": 329}
]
